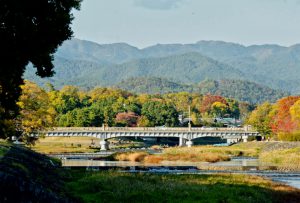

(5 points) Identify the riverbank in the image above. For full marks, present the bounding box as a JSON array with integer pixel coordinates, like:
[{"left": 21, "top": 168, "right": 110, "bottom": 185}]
[
  {"left": 31, "top": 137, "right": 300, "bottom": 170},
  {"left": 1, "top": 141, "right": 300, "bottom": 202},
  {"left": 113, "top": 142, "right": 300, "bottom": 170}
]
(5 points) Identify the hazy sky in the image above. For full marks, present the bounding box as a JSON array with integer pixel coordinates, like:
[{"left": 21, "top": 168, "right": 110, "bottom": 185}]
[{"left": 72, "top": 0, "right": 300, "bottom": 48}]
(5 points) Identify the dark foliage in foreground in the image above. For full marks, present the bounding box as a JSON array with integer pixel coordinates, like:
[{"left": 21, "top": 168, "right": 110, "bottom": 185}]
[{"left": 0, "top": 0, "right": 81, "bottom": 139}]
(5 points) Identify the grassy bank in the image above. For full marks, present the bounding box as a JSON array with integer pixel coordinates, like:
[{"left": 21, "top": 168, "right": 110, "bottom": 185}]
[
  {"left": 1, "top": 142, "right": 300, "bottom": 202},
  {"left": 113, "top": 142, "right": 263, "bottom": 164},
  {"left": 31, "top": 138, "right": 300, "bottom": 170},
  {"left": 112, "top": 142, "right": 300, "bottom": 171},
  {"left": 260, "top": 148, "right": 300, "bottom": 170},
  {"left": 31, "top": 137, "right": 144, "bottom": 154},
  {"left": 66, "top": 170, "right": 300, "bottom": 203},
  {"left": 31, "top": 137, "right": 99, "bottom": 154}
]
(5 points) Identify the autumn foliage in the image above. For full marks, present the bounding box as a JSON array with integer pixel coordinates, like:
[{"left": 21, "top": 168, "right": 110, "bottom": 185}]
[
  {"left": 248, "top": 96, "right": 300, "bottom": 141},
  {"left": 200, "top": 95, "right": 227, "bottom": 114}
]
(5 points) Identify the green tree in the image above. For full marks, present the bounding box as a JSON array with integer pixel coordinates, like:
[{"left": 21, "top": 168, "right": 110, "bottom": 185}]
[
  {"left": 0, "top": 0, "right": 81, "bottom": 138},
  {"left": 142, "top": 101, "right": 179, "bottom": 127},
  {"left": 247, "top": 102, "right": 273, "bottom": 136},
  {"left": 53, "top": 86, "right": 82, "bottom": 114},
  {"left": 226, "top": 99, "right": 240, "bottom": 118}
]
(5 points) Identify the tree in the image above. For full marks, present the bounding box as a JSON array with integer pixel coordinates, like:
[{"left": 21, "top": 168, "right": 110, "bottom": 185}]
[
  {"left": 17, "top": 81, "right": 56, "bottom": 142},
  {"left": 238, "top": 102, "right": 255, "bottom": 120},
  {"left": 247, "top": 102, "right": 273, "bottom": 136},
  {"left": 211, "top": 102, "right": 229, "bottom": 118},
  {"left": 290, "top": 99, "right": 300, "bottom": 127},
  {"left": 0, "top": 0, "right": 81, "bottom": 138},
  {"left": 141, "top": 101, "right": 179, "bottom": 127},
  {"left": 115, "top": 112, "right": 139, "bottom": 127},
  {"left": 271, "top": 96, "right": 300, "bottom": 135},
  {"left": 200, "top": 95, "right": 227, "bottom": 115},
  {"left": 53, "top": 86, "right": 82, "bottom": 114},
  {"left": 226, "top": 98, "right": 240, "bottom": 118}
]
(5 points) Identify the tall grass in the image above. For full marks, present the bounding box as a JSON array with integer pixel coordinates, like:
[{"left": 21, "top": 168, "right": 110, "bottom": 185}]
[
  {"left": 114, "top": 152, "right": 148, "bottom": 162},
  {"left": 259, "top": 147, "right": 300, "bottom": 170}
]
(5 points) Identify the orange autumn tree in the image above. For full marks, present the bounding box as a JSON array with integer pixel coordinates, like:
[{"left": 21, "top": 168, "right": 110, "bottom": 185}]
[
  {"left": 271, "top": 96, "right": 300, "bottom": 140},
  {"left": 200, "top": 95, "right": 227, "bottom": 115}
]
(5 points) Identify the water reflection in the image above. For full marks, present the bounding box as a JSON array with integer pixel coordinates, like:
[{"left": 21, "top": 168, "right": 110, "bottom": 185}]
[
  {"left": 272, "top": 177, "right": 300, "bottom": 189},
  {"left": 61, "top": 157, "right": 300, "bottom": 189},
  {"left": 61, "top": 157, "right": 261, "bottom": 168}
]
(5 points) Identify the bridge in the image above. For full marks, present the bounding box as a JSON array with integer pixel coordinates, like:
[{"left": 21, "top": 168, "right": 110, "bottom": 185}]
[{"left": 45, "top": 126, "right": 260, "bottom": 150}]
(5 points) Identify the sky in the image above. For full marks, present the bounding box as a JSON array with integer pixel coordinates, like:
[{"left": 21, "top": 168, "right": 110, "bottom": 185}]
[{"left": 71, "top": 0, "right": 300, "bottom": 48}]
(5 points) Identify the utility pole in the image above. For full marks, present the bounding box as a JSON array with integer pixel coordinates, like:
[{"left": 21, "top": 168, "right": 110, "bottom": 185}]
[{"left": 188, "top": 105, "right": 191, "bottom": 132}]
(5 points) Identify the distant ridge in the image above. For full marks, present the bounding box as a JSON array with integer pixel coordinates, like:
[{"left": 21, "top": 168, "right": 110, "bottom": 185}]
[{"left": 25, "top": 38, "right": 300, "bottom": 95}]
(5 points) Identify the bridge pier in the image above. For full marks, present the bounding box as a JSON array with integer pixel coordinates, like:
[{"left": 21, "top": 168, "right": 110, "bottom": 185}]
[
  {"left": 179, "top": 137, "right": 186, "bottom": 146},
  {"left": 186, "top": 140, "right": 193, "bottom": 148},
  {"left": 100, "top": 140, "right": 109, "bottom": 150},
  {"left": 242, "top": 135, "right": 248, "bottom": 142},
  {"left": 226, "top": 138, "right": 239, "bottom": 145}
]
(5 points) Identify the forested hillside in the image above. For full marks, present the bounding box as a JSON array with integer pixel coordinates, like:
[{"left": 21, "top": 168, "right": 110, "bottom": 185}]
[
  {"left": 25, "top": 52, "right": 246, "bottom": 87},
  {"left": 197, "top": 79, "right": 289, "bottom": 104},
  {"left": 115, "top": 77, "right": 196, "bottom": 94},
  {"left": 116, "top": 77, "right": 289, "bottom": 104}
]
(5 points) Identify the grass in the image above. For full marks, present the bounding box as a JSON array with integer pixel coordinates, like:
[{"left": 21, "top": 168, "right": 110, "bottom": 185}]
[
  {"left": 31, "top": 137, "right": 99, "bottom": 154},
  {"left": 114, "top": 151, "right": 149, "bottom": 162},
  {"left": 0, "top": 140, "right": 11, "bottom": 158},
  {"left": 259, "top": 147, "right": 300, "bottom": 170},
  {"left": 1, "top": 141, "right": 300, "bottom": 202},
  {"left": 30, "top": 137, "right": 145, "bottom": 153},
  {"left": 30, "top": 137, "right": 300, "bottom": 170},
  {"left": 146, "top": 143, "right": 263, "bottom": 163},
  {"left": 111, "top": 142, "right": 268, "bottom": 163},
  {"left": 66, "top": 170, "right": 300, "bottom": 203},
  {"left": 112, "top": 150, "right": 230, "bottom": 163}
]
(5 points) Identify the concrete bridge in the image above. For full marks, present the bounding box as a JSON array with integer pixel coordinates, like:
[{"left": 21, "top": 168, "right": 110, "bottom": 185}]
[{"left": 45, "top": 126, "right": 260, "bottom": 150}]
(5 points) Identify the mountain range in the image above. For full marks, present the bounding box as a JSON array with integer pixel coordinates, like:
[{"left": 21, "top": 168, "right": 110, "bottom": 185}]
[
  {"left": 24, "top": 38, "right": 300, "bottom": 103},
  {"left": 115, "top": 77, "right": 288, "bottom": 104}
]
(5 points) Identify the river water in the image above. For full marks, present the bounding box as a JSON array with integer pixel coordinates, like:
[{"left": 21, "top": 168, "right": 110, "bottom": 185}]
[{"left": 60, "top": 157, "right": 300, "bottom": 189}]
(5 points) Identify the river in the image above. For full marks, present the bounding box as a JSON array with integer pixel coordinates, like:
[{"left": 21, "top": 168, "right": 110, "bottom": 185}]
[{"left": 60, "top": 157, "right": 300, "bottom": 189}]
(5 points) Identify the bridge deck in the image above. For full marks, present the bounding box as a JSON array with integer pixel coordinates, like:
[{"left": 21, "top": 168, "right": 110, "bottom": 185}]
[{"left": 47, "top": 127, "right": 256, "bottom": 133}]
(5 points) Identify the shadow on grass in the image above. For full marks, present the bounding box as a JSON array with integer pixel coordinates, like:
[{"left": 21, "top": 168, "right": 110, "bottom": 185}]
[{"left": 66, "top": 170, "right": 300, "bottom": 203}]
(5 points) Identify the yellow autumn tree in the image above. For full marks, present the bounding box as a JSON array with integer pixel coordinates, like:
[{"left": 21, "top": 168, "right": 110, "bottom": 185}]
[
  {"left": 211, "top": 101, "right": 229, "bottom": 117},
  {"left": 290, "top": 99, "right": 300, "bottom": 129},
  {"left": 17, "top": 81, "right": 56, "bottom": 142}
]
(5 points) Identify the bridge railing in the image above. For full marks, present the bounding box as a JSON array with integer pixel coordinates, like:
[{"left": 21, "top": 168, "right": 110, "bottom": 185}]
[{"left": 47, "top": 127, "right": 255, "bottom": 132}]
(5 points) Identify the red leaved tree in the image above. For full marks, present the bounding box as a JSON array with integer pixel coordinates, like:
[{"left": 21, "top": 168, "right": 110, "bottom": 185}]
[{"left": 115, "top": 112, "right": 139, "bottom": 127}]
